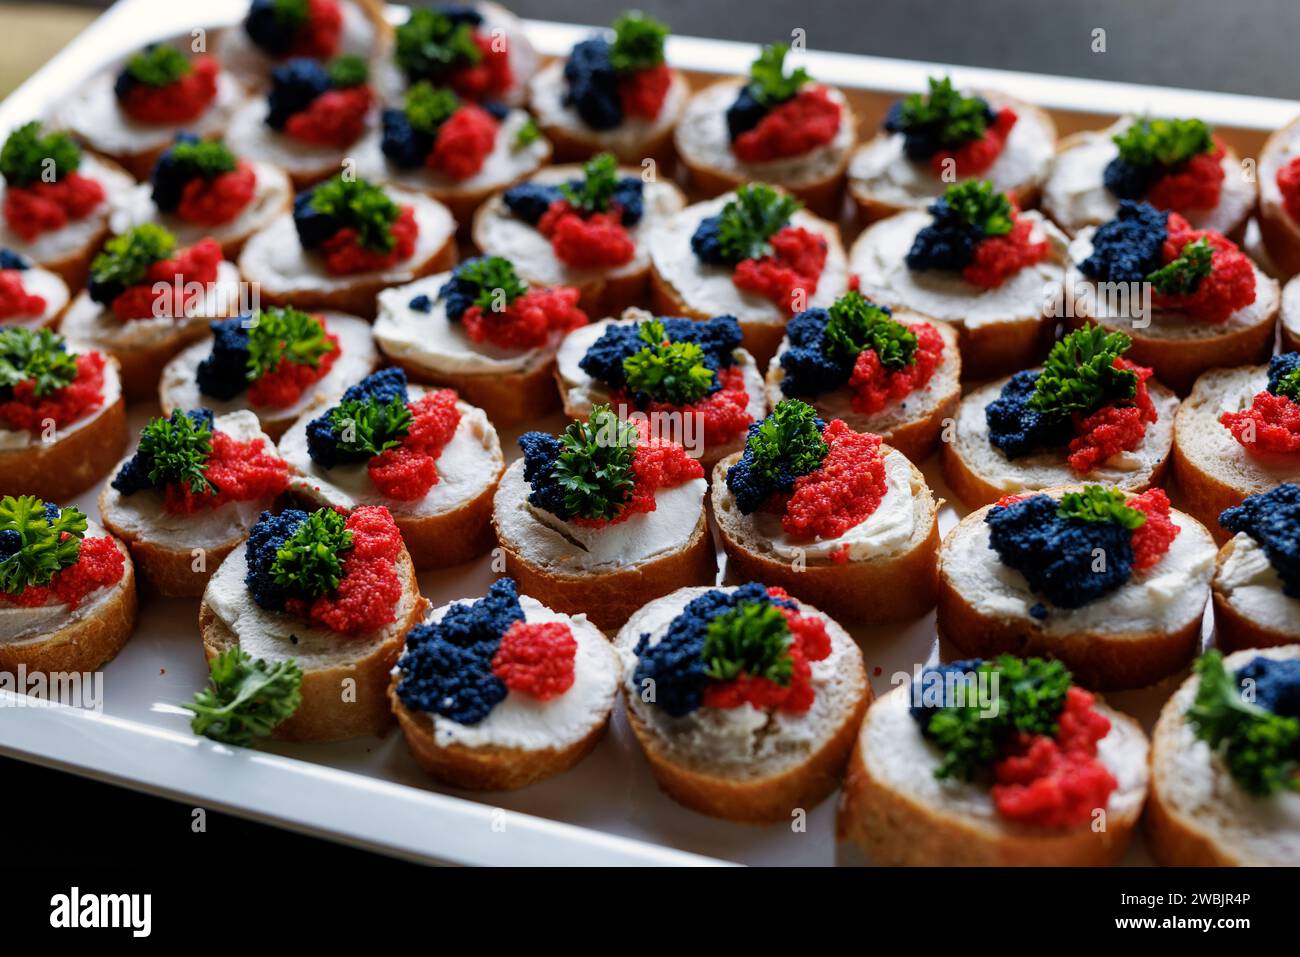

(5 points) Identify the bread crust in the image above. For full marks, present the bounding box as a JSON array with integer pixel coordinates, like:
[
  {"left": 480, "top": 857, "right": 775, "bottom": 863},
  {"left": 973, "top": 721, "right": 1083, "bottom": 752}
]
[
  {"left": 198, "top": 549, "right": 427, "bottom": 741},
  {"left": 710, "top": 451, "right": 941, "bottom": 624},
  {"left": 385, "top": 351, "right": 560, "bottom": 427},
  {"left": 0, "top": 391, "right": 127, "bottom": 501},
  {"left": 1211, "top": 537, "right": 1300, "bottom": 652},
  {"left": 1257, "top": 116, "right": 1300, "bottom": 280}
]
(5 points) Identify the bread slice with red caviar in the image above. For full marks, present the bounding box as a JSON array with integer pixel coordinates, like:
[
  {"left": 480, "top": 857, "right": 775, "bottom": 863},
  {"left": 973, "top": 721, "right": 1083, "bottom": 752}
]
[
  {"left": 1257, "top": 113, "right": 1300, "bottom": 279},
  {"left": 492, "top": 405, "right": 715, "bottom": 633},
  {"left": 937, "top": 485, "right": 1217, "bottom": 690},
  {"left": 765, "top": 292, "right": 961, "bottom": 464},
  {"left": 648, "top": 184, "right": 850, "bottom": 368},
  {"left": 0, "top": 501, "right": 138, "bottom": 676},
  {"left": 527, "top": 13, "right": 689, "bottom": 166},
  {"left": 554, "top": 308, "right": 767, "bottom": 472},
  {"left": 615, "top": 583, "right": 870, "bottom": 823},
  {"left": 1064, "top": 200, "right": 1279, "bottom": 395},
  {"left": 388, "top": 577, "right": 621, "bottom": 790},
  {"left": 942, "top": 325, "right": 1179, "bottom": 510},
  {"left": 99, "top": 408, "right": 291, "bottom": 597},
  {"left": 1280, "top": 274, "right": 1300, "bottom": 354},
  {"left": 0, "top": 330, "right": 128, "bottom": 502},
  {"left": 278, "top": 368, "right": 504, "bottom": 569},
  {"left": 472, "top": 155, "right": 686, "bottom": 319},
  {"left": 673, "top": 44, "right": 856, "bottom": 218},
  {"left": 199, "top": 504, "right": 428, "bottom": 741},
  {"left": 848, "top": 78, "right": 1057, "bottom": 222},
  {"left": 1212, "top": 485, "right": 1300, "bottom": 653},
  {"left": 241, "top": 175, "right": 457, "bottom": 320},
  {"left": 374, "top": 257, "right": 588, "bottom": 426},
  {"left": 711, "top": 399, "right": 940, "bottom": 625},
  {"left": 838, "top": 656, "right": 1149, "bottom": 866},
  {"left": 0, "top": 251, "right": 71, "bottom": 330},
  {"left": 1172, "top": 357, "right": 1300, "bottom": 540}
]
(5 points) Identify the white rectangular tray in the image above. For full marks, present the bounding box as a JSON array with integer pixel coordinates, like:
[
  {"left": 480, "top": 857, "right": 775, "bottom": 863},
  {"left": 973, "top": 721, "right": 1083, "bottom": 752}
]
[{"left": 0, "top": 0, "right": 1282, "bottom": 867}]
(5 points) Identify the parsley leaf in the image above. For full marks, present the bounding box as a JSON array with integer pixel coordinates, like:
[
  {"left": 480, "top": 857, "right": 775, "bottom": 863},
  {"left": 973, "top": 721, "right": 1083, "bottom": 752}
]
[
  {"left": 892, "top": 76, "right": 990, "bottom": 148},
  {"left": 551, "top": 405, "right": 637, "bottom": 521},
  {"left": 0, "top": 496, "right": 86, "bottom": 595},
  {"left": 0, "top": 121, "right": 81, "bottom": 187},
  {"left": 701, "top": 600, "right": 793, "bottom": 685},
  {"left": 1113, "top": 117, "right": 1214, "bottom": 169},
  {"left": 394, "top": 8, "right": 482, "bottom": 82},
  {"left": 185, "top": 647, "right": 303, "bottom": 746},
  {"left": 512, "top": 116, "right": 542, "bottom": 150},
  {"left": 609, "top": 11, "right": 668, "bottom": 73},
  {"left": 1274, "top": 363, "right": 1300, "bottom": 403},
  {"left": 746, "top": 43, "right": 810, "bottom": 107},
  {"left": 137, "top": 410, "right": 216, "bottom": 495},
  {"left": 166, "top": 139, "right": 236, "bottom": 178},
  {"left": 125, "top": 44, "right": 192, "bottom": 87},
  {"left": 328, "top": 394, "right": 412, "bottom": 457},
  {"left": 1057, "top": 485, "right": 1147, "bottom": 529},
  {"left": 90, "top": 224, "right": 176, "bottom": 292},
  {"left": 1028, "top": 324, "right": 1137, "bottom": 418},
  {"left": 309, "top": 176, "right": 400, "bottom": 253},
  {"left": 270, "top": 507, "right": 353, "bottom": 599},
  {"left": 327, "top": 54, "right": 369, "bottom": 89},
  {"left": 823, "top": 291, "right": 916, "bottom": 370},
  {"left": 1148, "top": 235, "right": 1213, "bottom": 295},
  {"left": 403, "top": 81, "right": 460, "bottom": 134},
  {"left": 451, "top": 255, "right": 528, "bottom": 313},
  {"left": 0, "top": 328, "right": 79, "bottom": 398},
  {"left": 621, "top": 319, "right": 716, "bottom": 405},
  {"left": 940, "top": 180, "right": 1013, "bottom": 237},
  {"left": 744, "top": 399, "right": 828, "bottom": 488},
  {"left": 268, "top": 0, "right": 309, "bottom": 28},
  {"left": 560, "top": 152, "right": 620, "bottom": 214},
  {"left": 716, "top": 183, "right": 801, "bottom": 262},
  {"left": 245, "top": 306, "right": 336, "bottom": 380}
]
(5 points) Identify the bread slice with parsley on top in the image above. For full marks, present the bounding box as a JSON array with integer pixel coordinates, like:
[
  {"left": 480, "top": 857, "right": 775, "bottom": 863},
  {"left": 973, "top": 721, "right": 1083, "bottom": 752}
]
[
  {"left": 388, "top": 577, "right": 621, "bottom": 790},
  {"left": 1212, "top": 484, "right": 1300, "bottom": 652},
  {"left": 99, "top": 408, "right": 290, "bottom": 597},
  {"left": 711, "top": 398, "right": 940, "bottom": 625},
  {"left": 937, "top": 484, "right": 1216, "bottom": 690},
  {"left": 527, "top": 12, "right": 689, "bottom": 166},
  {"left": 943, "top": 324, "right": 1178, "bottom": 510},
  {"left": 838, "top": 655, "right": 1149, "bottom": 866},
  {"left": 473, "top": 153, "right": 686, "bottom": 319},
  {"left": 374, "top": 256, "right": 588, "bottom": 426},
  {"left": 554, "top": 308, "right": 765, "bottom": 472},
  {"left": 160, "top": 306, "right": 377, "bottom": 442},
  {"left": 278, "top": 367, "right": 504, "bottom": 569},
  {"left": 849, "top": 76, "right": 1056, "bottom": 223},
  {"left": 851, "top": 180, "right": 1069, "bottom": 380},
  {"left": 615, "top": 583, "right": 869, "bottom": 823},
  {"left": 674, "top": 43, "right": 856, "bottom": 218},
  {"left": 0, "top": 328, "right": 127, "bottom": 502},
  {"left": 648, "top": 183, "right": 849, "bottom": 367},
  {"left": 766, "top": 290, "right": 961, "bottom": 464},
  {"left": 200, "top": 504, "right": 428, "bottom": 741},
  {"left": 0, "top": 497, "right": 137, "bottom": 677},
  {"left": 240, "top": 174, "right": 457, "bottom": 320},
  {"left": 493, "top": 404, "right": 715, "bottom": 633},
  {"left": 1147, "top": 647, "right": 1300, "bottom": 866},
  {"left": 1043, "top": 116, "right": 1255, "bottom": 239},
  {"left": 1172, "top": 354, "right": 1300, "bottom": 539},
  {"left": 1063, "top": 200, "right": 1278, "bottom": 395}
]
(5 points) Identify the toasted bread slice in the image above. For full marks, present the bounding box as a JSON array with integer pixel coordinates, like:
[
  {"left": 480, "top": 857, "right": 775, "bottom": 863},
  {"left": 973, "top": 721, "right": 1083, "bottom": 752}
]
[
  {"left": 837, "top": 681, "right": 1149, "bottom": 865},
  {"left": 1211, "top": 533, "right": 1300, "bottom": 652},
  {"left": 711, "top": 448, "right": 940, "bottom": 625},
  {"left": 937, "top": 488, "right": 1216, "bottom": 690},
  {"left": 615, "top": 585, "right": 871, "bottom": 823},
  {"left": 1255, "top": 113, "right": 1300, "bottom": 280},
  {"left": 1172, "top": 364, "right": 1300, "bottom": 541},
  {"left": 199, "top": 543, "right": 428, "bottom": 741},
  {"left": 1280, "top": 274, "right": 1300, "bottom": 353},
  {"left": 1146, "top": 645, "right": 1300, "bottom": 866},
  {"left": 943, "top": 371, "right": 1179, "bottom": 510},
  {"left": 765, "top": 315, "right": 961, "bottom": 463}
]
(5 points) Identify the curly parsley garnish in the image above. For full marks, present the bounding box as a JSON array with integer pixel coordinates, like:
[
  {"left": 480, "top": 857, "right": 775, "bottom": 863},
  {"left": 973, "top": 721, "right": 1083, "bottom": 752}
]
[
  {"left": 0, "top": 121, "right": 81, "bottom": 187},
  {"left": 1113, "top": 117, "right": 1215, "bottom": 170},
  {"left": 552, "top": 405, "right": 638, "bottom": 522},
  {"left": 125, "top": 44, "right": 192, "bottom": 87},
  {"left": 890, "top": 76, "right": 990, "bottom": 148},
  {"left": 716, "top": 183, "right": 801, "bottom": 262},
  {"left": 1148, "top": 235, "right": 1214, "bottom": 295},
  {"left": 90, "top": 223, "right": 176, "bottom": 292},
  {"left": 403, "top": 81, "right": 460, "bottom": 134},
  {"left": 270, "top": 507, "right": 353, "bottom": 599},
  {"left": 743, "top": 399, "right": 828, "bottom": 488},
  {"left": 1028, "top": 325, "right": 1137, "bottom": 418},
  {"left": 0, "top": 328, "right": 79, "bottom": 398},
  {"left": 328, "top": 394, "right": 412, "bottom": 457},
  {"left": 309, "top": 176, "right": 400, "bottom": 252},
  {"left": 166, "top": 139, "right": 237, "bottom": 179},
  {"left": 622, "top": 319, "right": 715, "bottom": 405},
  {"left": 186, "top": 647, "right": 303, "bottom": 746},
  {"left": 823, "top": 292, "right": 916, "bottom": 371},
  {"left": 265, "top": 0, "right": 309, "bottom": 29},
  {"left": 1057, "top": 485, "right": 1147, "bottom": 529},
  {"left": 394, "top": 8, "right": 482, "bottom": 82},
  {"left": 512, "top": 116, "right": 542, "bottom": 151},
  {"left": 0, "top": 496, "right": 87, "bottom": 596},
  {"left": 137, "top": 410, "right": 216, "bottom": 495},
  {"left": 609, "top": 11, "right": 668, "bottom": 73},
  {"left": 940, "top": 180, "right": 1013, "bottom": 237},
  {"left": 701, "top": 600, "right": 793, "bottom": 685},
  {"left": 451, "top": 256, "right": 528, "bottom": 313},
  {"left": 746, "top": 43, "right": 810, "bottom": 107},
  {"left": 327, "top": 53, "right": 369, "bottom": 89},
  {"left": 560, "top": 152, "right": 620, "bottom": 214},
  {"left": 245, "top": 307, "right": 335, "bottom": 380}
]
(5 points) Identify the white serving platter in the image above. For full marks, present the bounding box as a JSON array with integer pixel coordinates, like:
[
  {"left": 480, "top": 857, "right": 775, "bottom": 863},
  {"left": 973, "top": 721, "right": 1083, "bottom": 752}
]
[{"left": 0, "top": 0, "right": 1280, "bottom": 867}]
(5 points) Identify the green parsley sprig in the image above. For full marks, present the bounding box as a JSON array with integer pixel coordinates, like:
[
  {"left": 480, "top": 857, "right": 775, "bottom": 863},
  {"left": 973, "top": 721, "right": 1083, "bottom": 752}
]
[
  {"left": 892, "top": 76, "right": 990, "bottom": 148},
  {"left": 823, "top": 292, "right": 917, "bottom": 370},
  {"left": 552, "top": 405, "right": 637, "bottom": 521},
  {"left": 1028, "top": 324, "right": 1137, "bottom": 418},
  {"left": 309, "top": 176, "right": 400, "bottom": 253},
  {"left": 245, "top": 307, "right": 336, "bottom": 380},
  {"left": 1274, "top": 363, "right": 1300, "bottom": 402},
  {"left": 90, "top": 223, "right": 176, "bottom": 292},
  {"left": 453, "top": 256, "right": 528, "bottom": 313},
  {"left": 403, "top": 82, "right": 460, "bottom": 134},
  {"left": 716, "top": 183, "right": 802, "bottom": 262},
  {"left": 512, "top": 116, "right": 542, "bottom": 151},
  {"left": 743, "top": 399, "right": 828, "bottom": 489},
  {"left": 137, "top": 410, "right": 216, "bottom": 495},
  {"left": 185, "top": 647, "right": 303, "bottom": 746},
  {"left": 0, "top": 496, "right": 86, "bottom": 596},
  {"left": 329, "top": 394, "right": 412, "bottom": 457},
  {"left": 1113, "top": 117, "right": 1215, "bottom": 169},
  {"left": 941, "top": 180, "right": 1013, "bottom": 237},
  {"left": 621, "top": 319, "right": 716, "bottom": 405},
  {"left": 701, "top": 600, "right": 793, "bottom": 685},
  {"left": 0, "top": 121, "right": 81, "bottom": 187},
  {"left": 1148, "top": 235, "right": 1214, "bottom": 296},
  {"left": 0, "top": 328, "right": 79, "bottom": 398},
  {"left": 394, "top": 8, "right": 482, "bottom": 82},
  {"left": 327, "top": 54, "right": 369, "bottom": 89},
  {"left": 267, "top": 0, "right": 309, "bottom": 29},
  {"left": 746, "top": 43, "right": 810, "bottom": 107},
  {"left": 560, "top": 152, "right": 620, "bottom": 214},
  {"left": 270, "top": 507, "right": 353, "bottom": 598},
  {"left": 166, "top": 139, "right": 236, "bottom": 179},
  {"left": 1057, "top": 485, "right": 1147, "bottom": 529},
  {"left": 124, "top": 44, "right": 192, "bottom": 87},
  {"left": 609, "top": 11, "right": 668, "bottom": 73}
]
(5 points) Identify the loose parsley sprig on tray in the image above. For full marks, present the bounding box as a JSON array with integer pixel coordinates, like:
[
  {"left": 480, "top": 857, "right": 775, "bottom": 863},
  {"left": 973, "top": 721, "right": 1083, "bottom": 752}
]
[
  {"left": 245, "top": 307, "right": 336, "bottom": 380},
  {"left": 608, "top": 11, "right": 668, "bottom": 73},
  {"left": 186, "top": 647, "right": 303, "bottom": 746},
  {"left": 308, "top": 176, "right": 400, "bottom": 252},
  {"left": 137, "top": 410, "right": 217, "bottom": 495},
  {"left": 622, "top": 319, "right": 715, "bottom": 405},
  {"left": 746, "top": 43, "right": 810, "bottom": 107},
  {"left": 1028, "top": 325, "right": 1137, "bottom": 418},
  {"left": 561, "top": 152, "right": 620, "bottom": 214},
  {"left": 0, "top": 121, "right": 81, "bottom": 186},
  {"left": 1148, "top": 235, "right": 1213, "bottom": 295},
  {"left": 0, "top": 496, "right": 87, "bottom": 595},
  {"left": 552, "top": 405, "right": 637, "bottom": 521},
  {"left": 270, "top": 507, "right": 353, "bottom": 598},
  {"left": 1057, "top": 486, "right": 1147, "bottom": 529},
  {"left": 329, "top": 394, "right": 412, "bottom": 458},
  {"left": 0, "top": 328, "right": 79, "bottom": 398},
  {"left": 701, "top": 601, "right": 793, "bottom": 685},
  {"left": 716, "top": 184, "right": 801, "bottom": 262},
  {"left": 823, "top": 292, "right": 917, "bottom": 370},
  {"left": 1112, "top": 117, "right": 1214, "bottom": 169}
]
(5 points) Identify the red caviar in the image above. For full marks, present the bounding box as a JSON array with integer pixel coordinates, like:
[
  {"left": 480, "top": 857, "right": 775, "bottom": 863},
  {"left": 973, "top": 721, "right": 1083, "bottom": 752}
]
[
  {"left": 461, "top": 285, "right": 587, "bottom": 349},
  {"left": 538, "top": 200, "right": 635, "bottom": 268},
  {"left": 1278, "top": 156, "right": 1300, "bottom": 223},
  {"left": 1147, "top": 142, "right": 1225, "bottom": 213},
  {"left": 120, "top": 56, "right": 220, "bottom": 125},
  {"left": 450, "top": 31, "right": 514, "bottom": 101},
  {"left": 733, "top": 86, "right": 841, "bottom": 163},
  {"left": 301, "top": 505, "right": 404, "bottom": 634},
  {"left": 284, "top": 86, "right": 373, "bottom": 147},
  {"left": 732, "top": 225, "right": 827, "bottom": 314},
  {"left": 1128, "top": 487, "right": 1179, "bottom": 570},
  {"left": 0, "top": 535, "right": 125, "bottom": 610},
  {"left": 848, "top": 320, "right": 944, "bottom": 414},
  {"left": 367, "top": 388, "right": 461, "bottom": 500},
  {"left": 3, "top": 173, "right": 106, "bottom": 241},
  {"left": 247, "top": 329, "right": 340, "bottom": 408},
  {"left": 0, "top": 270, "right": 46, "bottom": 319},
  {"left": 176, "top": 161, "right": 257, "bottom": 227},
  {"left": 1067, "top": 358, "right": 1156, "bottom": 473},
  {"left": 619, "top": 63, "right": 672, "bottom": 120},
  {"left": 1152, "top": 214, "right": 1255, "bottom": 323},
  {"left": 629, "top": 364, "right": 753, "bottom": 446},
  {"left": 700, "top": 601, "right": 831, "bottom": 712},
  {"left": 962, "top": 216, "right": 1048, "bottom": 289},
  {"left": 320, "top": 205, "right": 418, "bottom": 275},
  {"left": 0, "top": 351, "right": 106, "bottom": 431},
  {"left": 782, "top": 420, "right": 887, "bottom": 540},
  {"left": 1222, "top": 391, "right": 1300, "bottom": 455},
  {"left": 288, "top": 0, "right": 343, "bottom": 60},
  {"left": 110, "top": 238, "right": 223, "bottom": 322},
  {"left": 571, "top": 421, "right": 703, "bottom": 528},
  {"left": 931, "top": 107, "right": 1017, "bottom": 177},
  {"left": 163, "top": 430, "right": 289, "bottom": 513},
  {"left": 991, "top": 686, "right": 1117, "bottom": 828},
  {"left": 491, "top": 619, "right": 577, "bottom": 699},
  {"left": 427, "top": 104, "right": 499, "bottom": 181}
]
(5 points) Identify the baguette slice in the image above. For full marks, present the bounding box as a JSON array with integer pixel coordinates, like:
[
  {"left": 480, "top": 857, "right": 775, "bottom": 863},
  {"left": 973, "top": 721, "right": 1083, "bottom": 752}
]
[
  {"left": 937, "top": 488, "right": 1216, "bottom": 690},
  {"left": 388, "top": 594, "right": 620, "bottom": 790},
  {"left": 1212, "top": 533, "right": 1300, "bottom": 652},
  {"left": 765, "top": 315, "right": 961, "bottom": 464},
  {"left": 1255, "top": 113, "right": 1300, "bottom": 280},
  {"left": 615, "top": 585, "right": 871, "bottom": 823},
  {"left": 199, "top": 544, "right": 428, "bottom": 741},
  {"left": 711, "top": 449, "right": 940, "bottom": 625},
  {"left": 1280, "top": 274, "right": 1300, "bottom": 353},
  {"left": 943, "top": 370, "right": 1179, "bottom": 510},
  {"left": 837, "top": 681, "right": 1149, "bottom": 866},
  {"left": 1172, "top": 364, "right": 1300, "bottom": 541},
  {"left": 0, "top": 527, "right": 137, "bottom": 675},
  {"left": 1147, "top": 645, "right": 1300, "bottom": 866}
]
